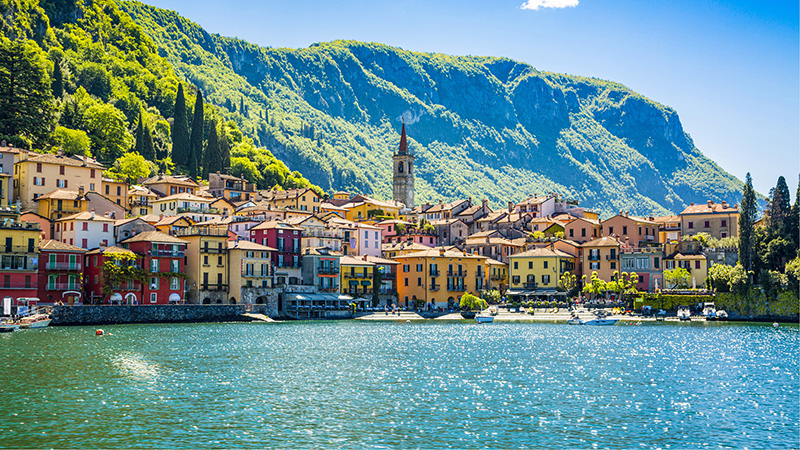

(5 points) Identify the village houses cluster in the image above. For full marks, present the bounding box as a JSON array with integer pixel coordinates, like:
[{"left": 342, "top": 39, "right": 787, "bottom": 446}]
[{"left": 0, "top": 125, "right": 741, "bottom": 317}]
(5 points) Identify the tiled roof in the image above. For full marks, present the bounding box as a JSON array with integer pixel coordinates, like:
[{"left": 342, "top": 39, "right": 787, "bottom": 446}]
[
  {"left": 155, "top": 216, "right": 193, "bottom": 227},
  {"left": 23, "top": 152, "right": 105, "bottom": 169},
  {"left": 580, "top": 236, "right": 622, "bottom": 248},
  {"left": 121, "top": 231, "right": 188, "bottom": 245},
  {"left": 260, "top": 188, "right": 314, "bottom": 201},
  {"left": 250, "top": 220, "right": 302, "bottom": 231},
  {"left": 396, "top": 248, "right": 486, "bottom": 260},
  {"left": 228, "top": 240, "right": 277, "bottom": 252},
  {"left": 56, "top": 211, "right": 115, "bottom": 222},
  {"left": 340, "top": 255, "right": 375, "bottom": 266},
  {"left": 86, "top": 246, "right": 135, "bottom": 256},
  {"left": 142, "top": 175, "right": 199, "bottom": 188},
  {"left": 36, "top": 189, "right": 84, "bottom": 200},
  {"left": 511, "top": 247, "right": 575, "bottom": 259},
  {"left": 424, "top": 199, "right": 469, "bottom": 213},
  {"left": 680, "top": 201, "right": 739, "bottom": 215},
  {"left": 365, "top": 255, "right": 398, "bottom": 265},
  {"left": 153, "top": 193, "right": 211, "bottom": 203},
  {"left": 39, "top": 239, "right": 86, "bottom": 252}
]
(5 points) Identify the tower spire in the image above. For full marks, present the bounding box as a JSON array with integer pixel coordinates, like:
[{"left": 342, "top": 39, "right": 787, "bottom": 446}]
[{"left": 398, "top": 121, "right": 408, "bottom": 155}]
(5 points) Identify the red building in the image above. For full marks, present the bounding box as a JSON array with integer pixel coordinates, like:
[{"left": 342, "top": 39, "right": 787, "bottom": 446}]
[
  {"left": 38, "top": 239, "right": 86, "bottom": 305},
  {"left": 119, "top": 231, "right": 188, "bottom": 305},
  {"left": 84, "top": 246, "right": 142, "bottom": 304},
  {"left": 249, "top": 220, "right": 303, "bottom": 285}
]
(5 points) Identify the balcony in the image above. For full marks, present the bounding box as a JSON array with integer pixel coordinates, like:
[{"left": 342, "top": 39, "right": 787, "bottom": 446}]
[
  {"left": 129, "top": 200, "right": 150, "bottom": 207},
  {"left": 200, "top": 283, "right": 228, "bottom": 291},
  {"left": 430, "top": 284, "right": 440, "bottom": 291},
  {"left": 447, "top": 284, "right": 465, "bottom": 291},
  {"left": 0, "top": 264, "right": 36, "bottom": 271},
  {"left": 588, "top": 255, "right": 600, "bottom": 261},
  {"left": 318, "top": 266, "right": 339, "bottom": 275},
  {"left": 0, "top": 284, "right": 36, "bottom": 290},
  {"left": 490, "top": 274, "right": 504, "bottom": 281},
  {"left": 447, "top": 271, "right": 468, "bottom": 277},
  {"left": 318, "top": 285, "right": 339, "bottom": 292},
  {"left": 1, "top": 246, "right": 37, "bottom": 254},
  {"left": 430, "top": 269, "right": 440, "bottom": 276},
  {"left": 174, "top": 227, "right": 228, "bottom": 237},
  {"left": 45, "top": 262, "right": 82, "bottom": 270},
  {"left": 0, "top": 220, "right": 37, "bottom": 231},
  {"left": 200, "top": 246, "right": 226, "bottom": 254},
  {"left": 523, "top": 282, "right": 536, "bottom": 289},
  {"left": 177, "top": 206, "right": 220, "bottom": 214},
  {"left": 46, "top": 283, "right": 80, "bottom": 291},
  {"left": 149, "top": 250, "right": 185, "bottom": 258}
]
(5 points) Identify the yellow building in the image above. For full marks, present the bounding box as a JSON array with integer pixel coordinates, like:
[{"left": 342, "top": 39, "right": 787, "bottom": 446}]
[
  {"left": 340, "top": 195, "right": 403, "bottom": 221},
  {"left": 211, "top": 198, "right": 236, "bottom": 217},
  {"left": 102, "top": 178, "right": 129, "bottom": 210},
  {"left": 0, "top": 173, "right": 12, "bottom": 212},
  {"left": 142, "top": 174, "right": 200, "bottom": 197},
  {"left": 664, "top": 252, "right": 708, "bottom": 289},
  {"left": 381, "top": 241, "right": 431, "bottom": 259},
  {"left": 394, "top": 248, "right": 488, "bottom": 309},
  {"left": 0, "top": 218, "right": 41, "bottom": 302},
  {"left": 486, "top": 258, "right": 508, "bottom": 293},
  {"left": 228, "top": 240, "right": 275, "bottom": 303},
  {"left": 128, "top": 186, "right": 157, "bottom": 217},
  {"left": 260, "top": 187, "right": 321, "bottom": 213},
  {"left": 175, "top": 226, "right": 229, "bottom": 304},
  {"left": 154, "top": 216, "right": 193, "bottom": 235},
  {"left": 14, "top": 152, "right": 104, "bottom": 212},
  {"left": 508, "top": 248, "right": 575, "bottom": 296},
  {"left": 35, "top": 189, "right": 88, "bottom": 221},
  {"left": 340, "top": 255, "right": 374, "bottom": 296},
  {"left": 583, "top": 211, "right": 600, "bottom": 221}
]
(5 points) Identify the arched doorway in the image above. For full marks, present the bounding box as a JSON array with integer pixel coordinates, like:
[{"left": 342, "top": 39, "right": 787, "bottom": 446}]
[
  {"left": 202, "top": 297, "right": 211, "bottom": 304},
  {"left": 215, "top": 299, "right": 222, "bottom": 304},
  {"left": 256, "top": 296, "right": 266, "bottom": 304},
  {"left": 229, "top": 297, "right": 237, "bottom": 304},
  {"left": 125, "top": 293, "right": 137, "bottom": 305}
]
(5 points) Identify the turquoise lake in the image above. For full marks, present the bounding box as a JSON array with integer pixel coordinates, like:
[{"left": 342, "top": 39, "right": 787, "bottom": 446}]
[{"left": 0, "top": 321, "right": 798, "bottom": 449}]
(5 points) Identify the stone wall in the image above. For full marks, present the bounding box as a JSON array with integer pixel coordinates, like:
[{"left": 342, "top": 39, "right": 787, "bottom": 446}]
[{"left": 52, "top": 304, "right": 249, "bottom": 326}]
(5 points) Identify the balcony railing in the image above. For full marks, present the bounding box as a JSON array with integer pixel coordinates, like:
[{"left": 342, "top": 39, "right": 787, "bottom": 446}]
[
  {"left": 430, "top": 284, "right": 440, "bottom": 291},
  {"left": 200, "top": 283, "right": 228, "bottom": 291},
  {"left": 242, "top": 270, "right": 270, "bottom": 277},
  {"left": 447, "top": 284, "right": 465, "bottom": 291},
  {"left": 318, "top": 266, "right": 339, "bottom": 275},
  {"left": 45, "top": 262, "right": 82, "bottom": 270},
  {"left": 430, "top": 269, "right": 440, "bottom": 276},
  {"left": 0, "top": 284, "right": 36, "bottom": 290},
  {"left": 177, "top": 206, "right": 220, "bottom": 214},
  {"left": 149, "top": 250, "right": 185, "bottom": 257},
  {"left": 0, "top": 265, "right": 36, "bottom": 271},
  {"left": 447, "top": 271, "right": 468, "bottom": 277},
  {"left": 588, "top": 255, "right": 600, "bottom": 261},
  {"left": 129, "top": 200, "right": 150, "bottom": 207},
  {"left": 201, "top": 246, "right": 226, "bottom": 254},
  {"left": 318, "top": 285, "right": 339, "bottom": 292},
  {"left": 490, "top": 274, "right": 504, "bottom": 280},
  {"left": 523, "top": 282, "right": 536, "bottom": 289},
  {"left": 1, "top": 246, "right": 37, "bottom": 254},
  {"left": 46, "top": 283, "right": 80, "bottom": 291}
]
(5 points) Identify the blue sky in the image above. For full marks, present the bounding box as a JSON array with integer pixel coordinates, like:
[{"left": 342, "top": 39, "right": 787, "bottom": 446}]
[{"left": 142, "top": 0, "right": 798, "bottom": 195}]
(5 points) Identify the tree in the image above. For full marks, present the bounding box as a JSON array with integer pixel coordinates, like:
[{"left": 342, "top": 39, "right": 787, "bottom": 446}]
[
  {"left": 51, "top": 61, "right": 63, "bottom": 98},
  {"left": 142, "top": 124, "right": 155, "bottom": 161},
  {"left": 0, "top": 39, "right": 56, "bottom": 145},
  {"left": 203, "top": 119, "right": 222, "bottom": 177},
  {"left": 171, "top": 83, "right": 189, "bottom": 164},
  {"left": 459, "top": 293, "right": 487, "bottom": 311},
  {"left": 707, "top": 264, "right": 734, "bottom": 292},
  {"left": 558, "top": 271, "right": 577, "bottom": 295},
  {"left": 581, "top": 272, "right": 606, "bottom": 299},
  {"left": 133, "top": 112, "right": 144, "bottom": 154},
  {"left": 188, "top": 90, "right": 204, "bottom": 178},
  {"left": 768, "top": 176, "right": 791, "bottom": 239},
  {"left": 111, "top": 152, "right": 152, "bottom": 182},
  {"left": 738, "top": 172, "right": 757, "bottom": 277},
  {"left": 664, "top": 268, "right": 690, "bottom": 289},
  {"left": 220, "top": 124, "right": 231, "bottom": 172},
  {"left": 83, "top": 101, "right": 133, "bottom": 162},
  {"left": 789, "top": 176, "right": 800, "bottom": 250},
  {"left": 52, "top": 126, "right": 91, "bottom": 157}
]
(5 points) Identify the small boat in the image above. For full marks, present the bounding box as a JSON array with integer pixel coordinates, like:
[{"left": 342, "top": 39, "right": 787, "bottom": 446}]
[
  {"left": 715, "top": 309, "right": 728, "bottom": 321},
  {"left": 460, "top": 311, "right": 477, "bottom": 319},
  {"left": 567, "top": 315, "right": 582, "bottom": 325},
  {"left": 0, "top": 318, "right": 19, "bottom": 333},
  {"left": 677, "top": 305, "right": 692, "bottom": 321},
  {"left": 475, "top": 314, "right": 494, "bottom": 323},
  {"left": 580, "top": 317, "right": 619, "bottom": 326},
  {"left": 701, "top": 302, "right": 717, "bottom": 320},
  {"left": 568, "top": 311, "right": 619, "bottom": 326},
  {"left": 18, "top": 314, "right": 52, "bottom": 329}
]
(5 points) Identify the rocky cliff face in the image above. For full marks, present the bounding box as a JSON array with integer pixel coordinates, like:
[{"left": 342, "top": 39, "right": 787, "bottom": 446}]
[{"left": 123, "top": 2, "right": 745, "bottom": 216}]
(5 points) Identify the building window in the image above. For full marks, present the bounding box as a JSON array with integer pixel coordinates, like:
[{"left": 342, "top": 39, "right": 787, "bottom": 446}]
[
  {"left": 81, "top": 238, "right": 87, "bottom": 248},
  {"left": 513, "top": 261, "right": 518, "bottom": 269},
  {"left": 90, "top": 169, "right": 95, "bottom": 178},
  {"left": 704, "top": 221, "right": 710, "bottom": 228},
  {"left": 721, "top": 220, "right": 727, "bottom": 227},
  {"left": 608, "top": 226, "right": 613, "bottom": 235},
  {"left": 150, "top": 259, "right": 159, "bottom": 272},
  {"left": 170, "top": 277, "right": 179, "bottom": 290},
  {"left": 417, "top": 277, "right": 422, "bottom": 286},
  {"left": 512, "top": 275, "right": 520, "bottom": 284},
  {"left": 150, "top": 277, "right": 159, "bottom": 289},
  {"left": 150, "top": 293, "right": 157, "bottom": 303},
  {"left": 542, "top": 275, "right": 550, "bottom": 285},
  {"left": 404, "top": 278, "right": 408, "bottom": 286},
  {"left": 171, "top": 260, "right": 179, "bottom": 272},
  {"left": 688, "top": 222, "right": 694, "bottom": 229},
  {"left": 622, "top": 226, "right": 627, "bottom": 235},
  {"left": 36, "top": 163, "right": 42, "bottom": 173},
  {"left": 82, "top": 222, "right": 88, "bottom": 231},
  {"left": 610, "top": 261, "right": 616, "bottom": 270},
  {"left": 528, "top": 261, "right": 532, "bottom": 269},
  {"left": 695, "top": 261, "right": 701, "bottom": 269},
  {"left": 543, "top": 261, "right": 548, "bottom": 269}
]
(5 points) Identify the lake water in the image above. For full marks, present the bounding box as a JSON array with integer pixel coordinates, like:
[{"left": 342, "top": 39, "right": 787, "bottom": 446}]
[{"left": 0, "top": 321, "right": 797, "bottom": 449}]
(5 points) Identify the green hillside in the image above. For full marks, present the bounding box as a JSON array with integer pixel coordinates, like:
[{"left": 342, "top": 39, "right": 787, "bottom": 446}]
[
  {"left": 121, "top": 1, "right": 745, "bottom": 217},
  {"left": 0, "top": 0, "right": 319, "bottom": 192}
]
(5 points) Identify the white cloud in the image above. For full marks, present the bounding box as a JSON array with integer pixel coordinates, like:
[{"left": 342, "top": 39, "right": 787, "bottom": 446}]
[{"left": 520, "top": 0, "right": 579, "bottom": 11}]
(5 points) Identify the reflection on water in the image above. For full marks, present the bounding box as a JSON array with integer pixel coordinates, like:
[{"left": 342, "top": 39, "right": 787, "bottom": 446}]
[{"left": 0, "top": 321, "right": 797, "bottom": 449}]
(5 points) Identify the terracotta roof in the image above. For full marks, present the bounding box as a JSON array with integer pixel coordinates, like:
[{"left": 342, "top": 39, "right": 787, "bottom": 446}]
[
  {"left": 121, "top": 231, "right": 188, "bottom": 245},
  {"left": 137, "top": 214, "right": 164, "bottom": 224},
  {"left": 36, "top": 189, "right": 84, "bottom": 201},
  {"left": 580, "top": 236, "right": 622, "bottom": 248},
  {"left": 424, "top": 199, "right": 470, "bottom": 213},
  {"left": 260, "top": 188, "right": 315, "bottom": 202},
  {"left": 365, "top": 255, "right": 398, "bottom": 265},
  {"left": 86, "top": 246, "right": 135, "bottom": 256},
  {"left": 652, "top": 215, "right": 680, "bottom": 224},
  {"left": 396, "top": 248, "right": 487, "bottom": 260},
  {"left": 39, "top": 239, "right": 86, "bottom": 252},
  {"left": 56, "top": 211, "right": 115, "bottom": 222},
  {"left": 669, "top": 253, "right": 706, "bottom": 260},
  {"left": 511, "top": 247, "right": 575, "bottom": 259},
  {"left": 381, "top": 242, "right": 430, "bottom": 252},
  {"left": 155, "top": 216, "right": 193, "bottom": 227},
  {"left": 457, "top": 204, "right": 485, "bottom": 217},
  {"left": 142, "top": 175, "right": 199, "bottom": 188},
  {"left": 128, "top": 186, "right": 158, "bottom": 198},
  {"left": 467, "top": 230, "right": 501, "bottom": 239},
  {"left": 485, "top": 258, "right": 507, "bottom": 266},
  {"left": 250, "top": 220, "right": 302, "bottom": 231},
  {"left": 303, "top": 246, "right": 342, "bottom": 256},
  {"left": 22, "top": 152, "right": 104, "bottom": 169},
  {"left": 603, "top": 214, "right": 658, "bottom": 225},
  {"left": 340, "top": 255, "right": 375, "bottom": 266},
  {"left": 568, "top": 217, "right": 601, "bottom": 226},
  {"left": 320, "top": 202, "right": 348, "bottom": 211},
  {"left": 515, "top": 195, "right": 552, "bottom": 206},
  {"left": 679, "top": 201, "right": 739, "bottom": 215},
  {"left": 153, "top": 193, "right": 212, "bottom": 203},
  {"left": 228, "top": 240, "right": 277, "bottom": 252},
  {"left": 429, "top": 218, "right": 467, "bottom": 226}
]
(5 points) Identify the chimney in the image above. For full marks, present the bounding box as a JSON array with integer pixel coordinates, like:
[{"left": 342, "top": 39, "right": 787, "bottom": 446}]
[
  {"left": 690, "top": 202, "right": 694, "bottom": 206},
  {"left": 721, "top": 200, "right": 728, "bottom": 208},
  {"left": 439, "top": 248, "right": 445, "bottom": 256},
  {"left": 482, "top": 199, "right": 488, "bottom": 209},
  {"left": 468, "top": 197, "right": 472, "bottom": 205},
  {"left": 508, "top": 201, "right": 513, "bottom": 213},
  {"left": 707, "top": 200, "right": 713, "bottom": 207}
]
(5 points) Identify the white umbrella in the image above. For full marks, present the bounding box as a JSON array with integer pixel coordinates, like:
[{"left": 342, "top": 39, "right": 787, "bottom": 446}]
[{"left": 692, "top": 277, "right": 696, "bottom": 289}]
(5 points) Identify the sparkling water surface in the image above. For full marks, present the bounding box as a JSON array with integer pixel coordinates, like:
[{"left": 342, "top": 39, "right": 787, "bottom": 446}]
[{"left": 0, "top": 321, "right": 797, "bottom": 449}]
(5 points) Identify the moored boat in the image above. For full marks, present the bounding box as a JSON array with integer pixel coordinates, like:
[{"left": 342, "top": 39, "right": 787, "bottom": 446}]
[
  {"left": 677, "top": 305, "right": 692, "bottom": 321},
  {"left": 0, "top": 318, "right": 19, "bottom": 332},
  {"left": 18, "top": 314, "right": 52, "bottom": 329},
  {"left": 701, "top": 302, "right": 718, "bottom": 320},
  {"left": 475, "top": 314, "right": 494, "bottom": 323}
]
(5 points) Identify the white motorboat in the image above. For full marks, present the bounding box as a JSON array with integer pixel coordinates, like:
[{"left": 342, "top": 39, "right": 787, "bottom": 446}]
[
  {"left": 701, "top": 302, "right": 717, "bottom": 320},
  {"left": 715, "top": 309, "right": 728, "bottom": 320},
  {"left": 18, "top": 314, "right": 52, "bottom": 329},
  {"left": 580, "top": 318, "right": 619, "bottom": 326},
  {"left": 677, "top": 305, "right": 692, "bottom": 321},
  {"left": 567, "top": 316, "right": 582, "bottom": 325},
  {"left": 568, "top": 310, "right": 618, "bottom": 326},
  {"left": 0, "top": 318, "right": 19, "bottom": 332},
  {"left": 475, "top": 314, "right": 494, "bottom": 323}
]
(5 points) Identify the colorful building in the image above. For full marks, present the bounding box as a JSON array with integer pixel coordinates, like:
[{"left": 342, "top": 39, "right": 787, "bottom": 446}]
[
  {"left": 38, "top": 239, "right": 85, "bottom": 305},
  {"left": 84, "top": 246, "right": 141, "bottom": 305},
  {"left": 142, "top": 174, "right": 200, "bottom": 197},
  {"left": 340, "top": 255, "right": 374, "bottom": 296},
  {"left": 301, "top": 247, "right": 341, "bottom": 292},
  {"left": 564, "top": 217, "right": 601, "bottom": 243},
  {"left": 579, "top": 236, "right": 622, "bottom": 283},
  {"left": 54, "top": 211, "right": 115, "bottom": 249},
  {"left": 394, "top": 248, "right": 488, "bottom": 309},
  {"left": 228, "top": 240, "right": 275, "bottom": 303},
  {"left": 102, "top": 178, "right": 129, "bottom": 210},
  {"left": 679, "top": 200, "right": 740, "bottom": 239},
  {"left": 35, "top": 189, "right": 88, "bottom": 221},
  {"left": 176, "top": 226, "right": 230, "bottom": 304},
  {"left": 260, "top": 187, "right": 321, "bottom": 213},
  {"left": 664, "top": 252, "right": 708, "bottom": 289},
  {"left": 0, "top": 219, "right": 41, "bottom": 305},
  {"left": 128, "top": 185, "right": 157, "bottom": 217},
  {"left": 119, "top": 231, "right": 188, "bottom": 305},
  {"left": 249, "top": 221, "right": 303, "bottom": 285},
  {"left": 13, "top": 152, "right": 104, "bottom": 212},
  {"left": 507, "top": 247, "right": 575, "bottom": 299},
  {"left": 601, "top": 214, "right": 659, "bottom": 248},
  {"left": 620, "top": 247, "right": 663, "bottom": 292}
]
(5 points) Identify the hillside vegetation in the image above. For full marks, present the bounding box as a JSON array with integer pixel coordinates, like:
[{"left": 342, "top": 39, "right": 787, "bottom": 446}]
[{"left": 122, "top": 1, "right": 744, "bottom": 217}]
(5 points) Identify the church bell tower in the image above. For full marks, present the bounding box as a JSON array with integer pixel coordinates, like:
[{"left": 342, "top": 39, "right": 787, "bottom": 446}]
[{"left": 392, "top": 123, "right": 415, "bottom": 209}]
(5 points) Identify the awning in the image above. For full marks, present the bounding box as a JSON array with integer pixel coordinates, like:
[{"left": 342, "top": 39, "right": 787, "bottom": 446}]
[
  {"left": 110, "top": 293, "right": 122, "bottom": 301},
  {"left": 169, "top": 293, "right": 181, "bottom": 302}
]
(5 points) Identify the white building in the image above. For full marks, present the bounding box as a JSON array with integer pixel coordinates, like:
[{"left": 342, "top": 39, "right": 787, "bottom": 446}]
[{"left": 54, "top": 210, "right": 116, "bottom": 249}]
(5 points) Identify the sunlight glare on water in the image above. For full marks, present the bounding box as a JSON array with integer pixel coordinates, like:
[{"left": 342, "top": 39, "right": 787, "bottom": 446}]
[{"left": 0, "top": 321, "right": 797, "bottom": 449}]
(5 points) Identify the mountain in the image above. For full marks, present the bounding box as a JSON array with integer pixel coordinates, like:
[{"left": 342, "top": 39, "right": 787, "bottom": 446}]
[{"left": 120, "top": 1, "right": 745, "bottom": 217}]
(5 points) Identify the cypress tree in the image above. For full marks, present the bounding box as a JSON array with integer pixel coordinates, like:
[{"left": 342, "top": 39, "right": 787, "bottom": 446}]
[
  {"left": 188, "top": 90, "right": 204, "bottom": 179},
  {"left": 171, "top": 83, "right": 190, "bottom": 164},
  {"left": 203, "top": 119, "right": 221, "bottom": 177},
  {"left": 240, "top": 97, "right": 245, "bottom": 116},
  {"left": 789, "top": 176, "right": 800, "bottom": 250},
  {"left": 738, "top": 172, "right": 757, "bottom": 277},
  {"left": 769, "top": 176, "right": 791, "bottom": 238},
  {"left": 133, "top": 112, "right": 144, "bottom": 154},
  {"left": 220, "top": 123, "right": 231, "bottom": 172},
  {"left": 51, "top": 62, "right": 63, "bottom": 98},
  {"left": 0, "top": 39, "right": 56, "bottom": 144},
  {"left": 142, "top": 124, "right": 155, "bottom": 161}
]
